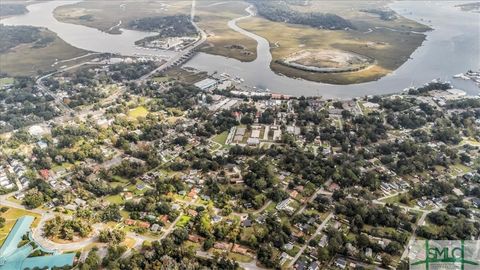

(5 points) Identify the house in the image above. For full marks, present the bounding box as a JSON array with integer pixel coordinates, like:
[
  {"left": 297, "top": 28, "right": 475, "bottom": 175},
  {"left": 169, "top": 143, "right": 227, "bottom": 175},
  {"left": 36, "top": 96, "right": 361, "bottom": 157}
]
[
  {"left": 308, "top": 261, "right": 320, "bottom": 270},
  {"left": 124, "top": 219, "right": 136, "bottom": 226},
  {"left": 232, "top": 244, "right": 249, "bottom": 255},
  {"left": 64, "top": 204, "right": 77, "bottom": 211},
  {"left": 188, "top": 189, "right": 198, "bottom": 199},
  {"left": 137, "top": 221, "right": 151, "bottom": 229},
  {"left": 123, "top": 192, "right": 133, "bottom": 200},
  {"left": 365, "top": 247, "right": 373, "bottom": 258},
  {"left": 318, "top": 235, "right": 328, "bottom": 247},
  {"left": 214, "top": 242, "right": 232, "bottom": 250},
  {"left": 74, "top": 198, "right": 86, "bottom": 207},
  {"left": 150, "top": 224, "right": 161, "bottom": 232},
  {"left": 247, "top": 138, "right": 260, "bottom": 146},
  {"left": 334, "top": 258, "right": 347, "bottom": 269},
  {"left": 211, "top": 215, "right": 222, "bottom": 223},
  {"left": 156, "top": 215, "right": 168, "bottom": 224},
  {"left": 294, "top": 258, "right": 308, "bottom": 270},
  {"left": 241, "top": 219, "right": 252, "bottom": 227},
  {"left": 188, "top": 234, "right": 204, "bottom": 243},
  {"left": 276, "top": 198, "right": 291, "bottom": 210},
  {"left": 472, "top": 198, "right": 480, "bottom": 208},
  {"left": 290, "top": 190, "right": 299, "bottom": 199},
  {"left": 279, "top": 252, "right": 292, "bottom": 265},
  {"left": 39, "top": 169, "right": 50, "bottom": 180},
  {"left": 187, "top": 209, "right": 198, "bottom": 217},
  {"left": 328, "top": 183, "right": 340, "bottom": 192},
  {"left": 283, "top": 243, "right": 294, "bottom": 251}
]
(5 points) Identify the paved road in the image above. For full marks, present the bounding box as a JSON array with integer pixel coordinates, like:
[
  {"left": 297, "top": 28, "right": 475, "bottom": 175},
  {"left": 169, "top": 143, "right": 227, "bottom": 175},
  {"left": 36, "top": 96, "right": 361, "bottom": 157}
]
[
  {"left": 137, "top": 0, "right": 207, "bottom": 82},
  {"left": 400, "top": 211, "right": 428, "bottom": 261},
  {"left": 288, "top": 212, "right": 334, "bottom": 268}
]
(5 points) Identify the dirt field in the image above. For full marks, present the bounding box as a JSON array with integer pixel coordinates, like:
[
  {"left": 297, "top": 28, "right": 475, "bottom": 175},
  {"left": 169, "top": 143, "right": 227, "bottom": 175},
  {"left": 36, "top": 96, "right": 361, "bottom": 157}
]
[
  {"left": 0, "top": 29, "right": 88, "bottom": 76},
  {"left": 53, "top": 0, "right": 191, "bottom": 34},
  {"left": 196, "top": 1, "right": 257, "bottom": 62},
  {"left": 285, "top": 49, "right": 372, "bottom": 69}
]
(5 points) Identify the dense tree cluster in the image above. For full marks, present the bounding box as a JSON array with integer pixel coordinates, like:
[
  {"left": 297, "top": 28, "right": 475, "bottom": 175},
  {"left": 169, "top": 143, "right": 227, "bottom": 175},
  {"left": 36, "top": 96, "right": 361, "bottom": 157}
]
[
  {"left": 43, "top": 215, "right": 92, "bottom": 240},
  {"left": 417, "top": 211, "right": 479, "bottom": 239},
  {"left": 0, "top": 25, "right": 40, "bottom": 52},
  {"left": 0, "top": 77, "right": 59, "bottom": 131},
  {"left": 0, "top": 4, "right": 27, "bottom": 17},
  {"left": 129, "top": 15, "right": 197, "bottom": 37},
  {"left": 248, "top": 0, "right": 355, "bottom": 30}
]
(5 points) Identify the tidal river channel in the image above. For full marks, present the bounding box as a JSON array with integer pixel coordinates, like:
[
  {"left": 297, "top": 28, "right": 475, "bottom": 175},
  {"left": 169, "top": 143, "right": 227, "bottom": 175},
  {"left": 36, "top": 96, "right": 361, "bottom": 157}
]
[{"left": 1, "top": 1, "right": 479, "bottom": 98}]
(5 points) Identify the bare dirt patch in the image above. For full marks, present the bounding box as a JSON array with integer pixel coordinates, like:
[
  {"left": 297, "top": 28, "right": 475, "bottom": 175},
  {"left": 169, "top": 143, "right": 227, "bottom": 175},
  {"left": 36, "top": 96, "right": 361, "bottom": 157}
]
[{"left": 281, "top": 49, "right": 373, "bottom": 73}]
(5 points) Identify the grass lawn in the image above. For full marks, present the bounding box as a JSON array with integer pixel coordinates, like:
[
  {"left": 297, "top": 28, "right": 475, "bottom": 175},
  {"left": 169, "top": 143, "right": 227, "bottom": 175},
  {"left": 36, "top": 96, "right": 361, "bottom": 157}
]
[
  {"left": 461, "top": 138, "right": 480, "bottom": 147},
  {"left": 153, "top": 76, "right": 170, "bottom": 83},
  {"left": 176, "top": 215, "right": 191, "bottom": 228},
  {"left": 380, "top": 193, "right": 413, "bottom": 207},
  {"left": 286, "top": 245, "right": 300, "bottom": 257},
  {"left": 228, "top": 252, "right": 253, "bottom": 263},
  {"left": 123, "top": 237, "right": 137, "bottom": 248},
  {"left": 128, "top": 106, "right": 149, "bottom": 119},
  {"left": 0, "top": 206, "right": 42, "bottom": 245},
  {"left": 212, "top": 131, "right": 229, "bottom": 146},
  {"left": 183, "top": 240, "right": 201, "bottom": 250},
  {"left": 51, "top": 162, "right": 74, "bottom": 173},
  {"left": 452, "top": 164, "right": 472, "bottom": 174},
  {"left": 105, "top": 194, "right": 124, "bottom": 204},
  {"left": 120, "top": 210, "right": 130, "bottom": 219},
  {"left": 112, "top": 175, "right": 130, "bottom": 184},
  {"left": 0, "top": 77, "right": 14, "bottom": 88}
]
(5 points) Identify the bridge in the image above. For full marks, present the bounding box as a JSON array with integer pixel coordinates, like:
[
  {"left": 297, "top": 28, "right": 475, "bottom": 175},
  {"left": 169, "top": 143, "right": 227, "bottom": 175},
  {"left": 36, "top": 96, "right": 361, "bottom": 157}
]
[{"left": 137, "top": 0, "right": 207, "bottom": 82}]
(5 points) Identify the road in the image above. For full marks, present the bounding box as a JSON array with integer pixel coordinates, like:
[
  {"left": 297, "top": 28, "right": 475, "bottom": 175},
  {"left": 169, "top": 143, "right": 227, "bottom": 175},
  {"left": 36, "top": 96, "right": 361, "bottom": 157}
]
[
  {"left": 400, "top": 211, "right": 428, "bottom": 261},
  {"left": 295, "top": 180, "right": 332, "bottom": 215},
  {"left": 0, "top": 195, "right": 102, "bottom": 252},
  {"left": 137, "top": 0, "right": 207, "bottom": 82},
  {"left": 287, "top": 212, "right": 334, "bottom": 268}
]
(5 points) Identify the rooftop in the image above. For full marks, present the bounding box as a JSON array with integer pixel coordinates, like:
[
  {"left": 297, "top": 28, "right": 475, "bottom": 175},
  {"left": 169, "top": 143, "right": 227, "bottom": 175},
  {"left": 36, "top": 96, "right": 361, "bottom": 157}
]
[{"left": 0, "top": 216, "right": 75, "bottom": 270}]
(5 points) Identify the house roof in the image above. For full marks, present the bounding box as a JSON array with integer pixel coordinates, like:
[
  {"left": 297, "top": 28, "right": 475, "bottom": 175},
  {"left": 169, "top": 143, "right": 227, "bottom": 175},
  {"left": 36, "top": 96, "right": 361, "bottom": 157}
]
[{"left": 0, "top": 216, "right": 75, "bottom": 270}]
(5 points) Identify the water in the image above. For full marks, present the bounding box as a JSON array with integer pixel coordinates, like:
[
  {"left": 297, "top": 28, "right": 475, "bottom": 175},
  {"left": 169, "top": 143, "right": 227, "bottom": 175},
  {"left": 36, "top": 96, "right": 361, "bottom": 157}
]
[
  {"left": 0, "top": 0, "right": 175, "bottom": 58},
  {"left": 185, "top": 1, "right": 480, "bottom": 98},
  {"left": 1, "top": 1, "right": 479, "bottom": 97}
]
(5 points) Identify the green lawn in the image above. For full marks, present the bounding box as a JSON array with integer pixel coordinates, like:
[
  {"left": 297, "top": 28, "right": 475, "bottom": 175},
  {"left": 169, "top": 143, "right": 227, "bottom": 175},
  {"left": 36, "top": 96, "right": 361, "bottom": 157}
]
[
  {"left": 0, "top": 77, "right": 14, "bottom": 88},
  {"left": 153, "top": 76, "right": 170, "bottom": 82},
  {"left": 228, "top": 252, "right": 253, "bottom": 263},
  {"left": 286, "top": 245, "right": 301, "bottom": 257},
  {"left": 0, "top": 207, "right": 41, "bottom": 245},
  {"left": 176, "top": 215, "right": 191, "bottom": 228},
  {"left": 212, "top": 131, "right": 229, "bottom": 146},
  {"left": 105, "top": 194, "right": 124, "bottom": 204},
  {"left": 128, "top": 106, "right": 149, "bottom": 118}
]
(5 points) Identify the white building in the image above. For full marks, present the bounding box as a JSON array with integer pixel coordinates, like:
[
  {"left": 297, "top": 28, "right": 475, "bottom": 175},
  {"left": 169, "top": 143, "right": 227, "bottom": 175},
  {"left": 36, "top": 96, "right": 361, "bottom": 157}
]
[{"left": 194, "top": 78, "right": 218, "bottom": 91}]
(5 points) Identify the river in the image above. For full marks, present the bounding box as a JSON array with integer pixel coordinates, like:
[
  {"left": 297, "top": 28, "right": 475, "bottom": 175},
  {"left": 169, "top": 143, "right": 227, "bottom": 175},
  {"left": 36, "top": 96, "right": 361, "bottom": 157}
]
[
  {"left": 0, "top": 0, "right": 175, "bottom": 58},
  {"left": 1, "top": 1, "right": 479, "bottom": 98},
  {"left": 185, "top": 1, "right": 480, "bottom": 98}
]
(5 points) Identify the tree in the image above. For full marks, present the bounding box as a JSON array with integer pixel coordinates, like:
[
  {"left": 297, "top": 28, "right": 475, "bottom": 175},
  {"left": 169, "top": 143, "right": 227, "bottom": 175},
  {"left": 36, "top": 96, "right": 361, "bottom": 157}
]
[
  {"left": 381, "top": 254, "right": 393, "bottom": 267},
  {"left": 99, "top": 229, "right": 125, "bottom": 245},
  {"left": 80, "top": 248, "right": 100, "bottom": 270},
  {"left": 23, "top": 189, "right": 45, "bottom": 208},
  {"left": 101, "top": 204, "right": 122, "bottom": 222},
  {"left": 317, "top": 247, "right": 330, "bottom": 262}
]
